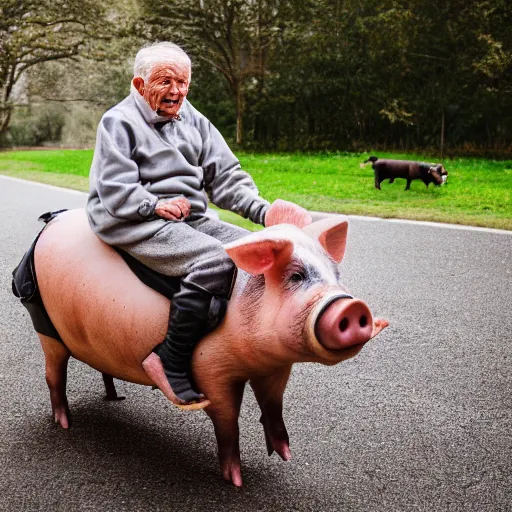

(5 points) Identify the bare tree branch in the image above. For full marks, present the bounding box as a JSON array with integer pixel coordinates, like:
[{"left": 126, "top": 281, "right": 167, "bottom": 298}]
[{"left": 0, "top": 0, "right": 123, "bottom": 142}]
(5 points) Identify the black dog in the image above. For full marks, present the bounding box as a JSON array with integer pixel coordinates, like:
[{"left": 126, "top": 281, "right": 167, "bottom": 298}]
[{"left": 363, "top": 156, "right": 448, "bottom": 190}]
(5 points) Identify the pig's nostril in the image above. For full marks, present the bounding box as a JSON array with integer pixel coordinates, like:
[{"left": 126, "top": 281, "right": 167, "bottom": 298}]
[
  {"left": 359, "top": 315, "right": 368, "bottom": 328},
  {"left": 339, "top": 317, "right": 349, "bottom": 332}
]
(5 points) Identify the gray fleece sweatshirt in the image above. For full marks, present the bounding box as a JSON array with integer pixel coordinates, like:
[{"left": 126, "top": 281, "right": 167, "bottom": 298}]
[{"left": 87, "top": 86, "right": 269, "bottom": 246}]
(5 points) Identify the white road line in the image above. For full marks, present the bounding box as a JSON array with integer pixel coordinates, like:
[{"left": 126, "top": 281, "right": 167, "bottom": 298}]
[
  {"left": 2, "top": 174, "right": 510, "bottom": 235},
  {"left": 346, "top": 214, "right": 512, "bottom": 235},
  {"left": 0, "top": 174, "right": 87, "bottom": 195}
]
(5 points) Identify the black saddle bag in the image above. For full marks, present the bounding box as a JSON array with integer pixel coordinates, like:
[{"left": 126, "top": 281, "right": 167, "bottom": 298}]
[
  {"left": 11, "top": 210, "right": 68, "bottom": 341},
  {"left": 12, "top": 209, "right": 227, "bottom": 341}
]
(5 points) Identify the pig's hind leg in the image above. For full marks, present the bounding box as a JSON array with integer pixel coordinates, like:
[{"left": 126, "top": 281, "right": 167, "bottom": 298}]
[
  {"left": 250, "top": 366, "right": 292, "bottom": 461},
  {"left": 38, "top": 334, "right": 71, "bottom": 429},
  {"left": 101, "top": 373, "right": 125, "bottom": 401}
]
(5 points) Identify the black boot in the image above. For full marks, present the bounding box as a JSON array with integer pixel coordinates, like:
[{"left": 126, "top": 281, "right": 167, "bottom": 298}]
[
  {"left": 154, "top": 281, "right": 213, "bottom": 403},
  {"left": 154, "top": 255, "right": 236, "bottom": 403}
]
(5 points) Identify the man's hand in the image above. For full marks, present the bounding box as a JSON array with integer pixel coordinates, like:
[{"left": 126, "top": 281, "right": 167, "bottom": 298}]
[{"left": 154, "top": 196, "right": 191, "bottom": 221}]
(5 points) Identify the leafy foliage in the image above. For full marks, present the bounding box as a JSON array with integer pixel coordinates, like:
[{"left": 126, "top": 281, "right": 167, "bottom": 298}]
[
  {"left": 138, "top": 0, "right": 511, "bottom": 152},
  {"left": 0, "top": 0, "right": 134, "bottom": 144},
  {"left": 1, "top": 0, "right": 511, "bottom": 152}
]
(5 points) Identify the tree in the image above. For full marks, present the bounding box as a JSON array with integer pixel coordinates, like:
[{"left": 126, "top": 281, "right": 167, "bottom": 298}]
[
  {"left": 4, "top": 0, "right": 510, "bottom": 151},
  {"left": 141, "top": 0, "right": 296, "bottom": 144},
  {"left": 0, "top": 0, "right": 116, "bottom": 145},
  {"left": 393, "top": 0, "right": 512, "bottom": 152}
]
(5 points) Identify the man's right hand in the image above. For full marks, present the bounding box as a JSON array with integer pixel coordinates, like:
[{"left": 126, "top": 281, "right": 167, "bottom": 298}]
[{"left": 154, "top": 196, "right": 191, "bottom": 221}]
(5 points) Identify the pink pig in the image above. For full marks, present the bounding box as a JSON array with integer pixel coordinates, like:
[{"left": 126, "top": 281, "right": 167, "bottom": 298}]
[{"left": 33, "top": 204, "right": 388, "bottom": 487}]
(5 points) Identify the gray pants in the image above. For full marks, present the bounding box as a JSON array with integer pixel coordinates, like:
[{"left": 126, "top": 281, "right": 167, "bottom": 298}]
[{"left": 118, "top": 216, "right": 249, "bottom": 296}]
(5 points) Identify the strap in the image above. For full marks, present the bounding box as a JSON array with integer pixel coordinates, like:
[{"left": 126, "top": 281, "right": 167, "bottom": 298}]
[{"left": 38, "top": 209, "right": 69, "bottom": 224}]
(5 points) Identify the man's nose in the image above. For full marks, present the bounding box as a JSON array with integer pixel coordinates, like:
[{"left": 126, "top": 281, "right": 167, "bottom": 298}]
[{"left": 168, "top": 81, "right": 179, "bottom": 94}]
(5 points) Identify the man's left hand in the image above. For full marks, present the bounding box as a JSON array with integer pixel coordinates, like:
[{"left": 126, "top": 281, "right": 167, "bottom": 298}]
[{"left": 155, "top": 196, "right": 191, "bottom": 221}]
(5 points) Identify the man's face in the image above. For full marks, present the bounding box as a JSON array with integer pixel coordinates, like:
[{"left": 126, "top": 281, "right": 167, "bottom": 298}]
[{"left": 137, "top": 63, "right": 190, "bottom": 118}]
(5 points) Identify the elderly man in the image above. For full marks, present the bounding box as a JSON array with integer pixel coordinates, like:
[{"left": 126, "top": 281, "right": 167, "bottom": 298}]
[{"left": 87, "top": 42, "right": 308, "bottom": 407}]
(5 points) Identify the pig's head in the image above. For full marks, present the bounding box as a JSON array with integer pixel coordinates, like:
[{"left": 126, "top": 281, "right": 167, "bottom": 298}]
[
  {"left": 223, "top": 216, "right": 388, "bottom": 368},
  {"left": 436, "top": 164, "right": 448, "bottom": 184},
  {"left": 428, "top": 165, "right": 444, "bottom": 186}
]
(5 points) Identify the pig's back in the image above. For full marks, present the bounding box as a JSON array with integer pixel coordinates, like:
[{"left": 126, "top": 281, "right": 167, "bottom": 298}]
[
  {"left": 374, "top": 159, "right": 415, "bottom": 177},
  {"left": 35, "top": 209, "right": 168, "bottom": 385}
]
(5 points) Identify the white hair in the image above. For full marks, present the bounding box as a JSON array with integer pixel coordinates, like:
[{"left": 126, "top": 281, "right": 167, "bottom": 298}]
[{"left": 133, "top": 42, "right": 191, "bottom": 80}]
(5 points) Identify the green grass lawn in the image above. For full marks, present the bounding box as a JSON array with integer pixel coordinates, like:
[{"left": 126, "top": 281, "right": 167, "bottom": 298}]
[{"left": 0, "top": 148, "right": 511, "bottom": 230}]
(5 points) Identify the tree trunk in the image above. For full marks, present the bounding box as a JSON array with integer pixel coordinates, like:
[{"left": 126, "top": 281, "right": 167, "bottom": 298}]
[
  {"left": 236, "top": 85, "right": 243, "bottom": 145},
  {"left": 0, "top": 108, "right": 12, "bottom": 147},
  {"left": 440, "top": 110, "right": 445, "bottom": 158}
]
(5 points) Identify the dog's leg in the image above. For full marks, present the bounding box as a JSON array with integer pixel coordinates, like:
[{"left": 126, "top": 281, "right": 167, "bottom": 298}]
[{"left": 374, "top": 170, "right": 381, "bottom": 190}]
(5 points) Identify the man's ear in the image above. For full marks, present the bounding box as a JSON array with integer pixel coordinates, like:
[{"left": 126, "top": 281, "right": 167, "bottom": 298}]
[{"left": 133, "top": 77, "right": 145, "bottom": 96}]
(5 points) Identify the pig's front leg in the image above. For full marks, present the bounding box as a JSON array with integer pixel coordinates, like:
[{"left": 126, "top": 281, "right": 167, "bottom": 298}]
[
  {"left": 250, "top": 366, "right": 292, "bottom": 461},
  {"left": 205, "top": 380, "right": 246, "bottom": 487}
]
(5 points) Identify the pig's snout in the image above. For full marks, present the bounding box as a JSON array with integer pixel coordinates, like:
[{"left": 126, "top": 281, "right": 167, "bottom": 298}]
[{"left": 315, "top": 298, "right": 373, "bottom": 350}]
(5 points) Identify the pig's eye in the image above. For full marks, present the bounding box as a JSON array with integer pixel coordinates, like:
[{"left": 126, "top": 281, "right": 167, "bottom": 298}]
[{"left": 289, "top": 272, "right": 305, "bottom": 283}]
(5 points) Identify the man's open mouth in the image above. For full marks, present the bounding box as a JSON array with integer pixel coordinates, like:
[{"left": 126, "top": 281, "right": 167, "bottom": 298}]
[{"left": 162, "top": 99, "right": 179, "bottom": 105}]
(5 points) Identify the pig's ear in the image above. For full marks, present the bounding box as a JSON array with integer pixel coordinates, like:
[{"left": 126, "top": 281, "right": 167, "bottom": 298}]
[
  {"left": 224, "top": 234, "right": 294, "bottom": 275},
  {"left": 303, "top": 216, "right": 349, "bottom": 264},
  {"left": 264, "top": 199, "right": 312, "bottom": 228}
]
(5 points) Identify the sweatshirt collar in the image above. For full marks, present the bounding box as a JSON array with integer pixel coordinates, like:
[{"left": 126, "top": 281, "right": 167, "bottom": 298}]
[{"left": 130, "top": 83, "right": 183, "bottom": 125}]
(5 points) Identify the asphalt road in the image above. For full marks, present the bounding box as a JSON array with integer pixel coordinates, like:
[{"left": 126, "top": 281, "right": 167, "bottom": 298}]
[{"left": 1, "top": 176, "right": 511, "bottom": 512}]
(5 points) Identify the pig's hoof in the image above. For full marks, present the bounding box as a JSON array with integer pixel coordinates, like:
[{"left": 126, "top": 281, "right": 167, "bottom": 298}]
[
  {"left": 265, "top": 438, "right": 291, "bottom": 461},
  {"left": 279, "top": 443, "right": 291, "bottom": 461},
  {"left": 261, "top": 416, "right": 291, "bottom": 460},
  {"left": 53, "top": 406, "right": 70, "bottom": 429},
  {"left": 265, "top": 435, "right": 291, "bottom": 461},
  {"left": 221, "top": 461, "right": 243, "bottom": 487}
]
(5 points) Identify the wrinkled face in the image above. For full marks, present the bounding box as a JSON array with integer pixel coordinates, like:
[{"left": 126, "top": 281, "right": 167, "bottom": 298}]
[{"left": 136, "top": 62, "right": 190, "bottom": 118}]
